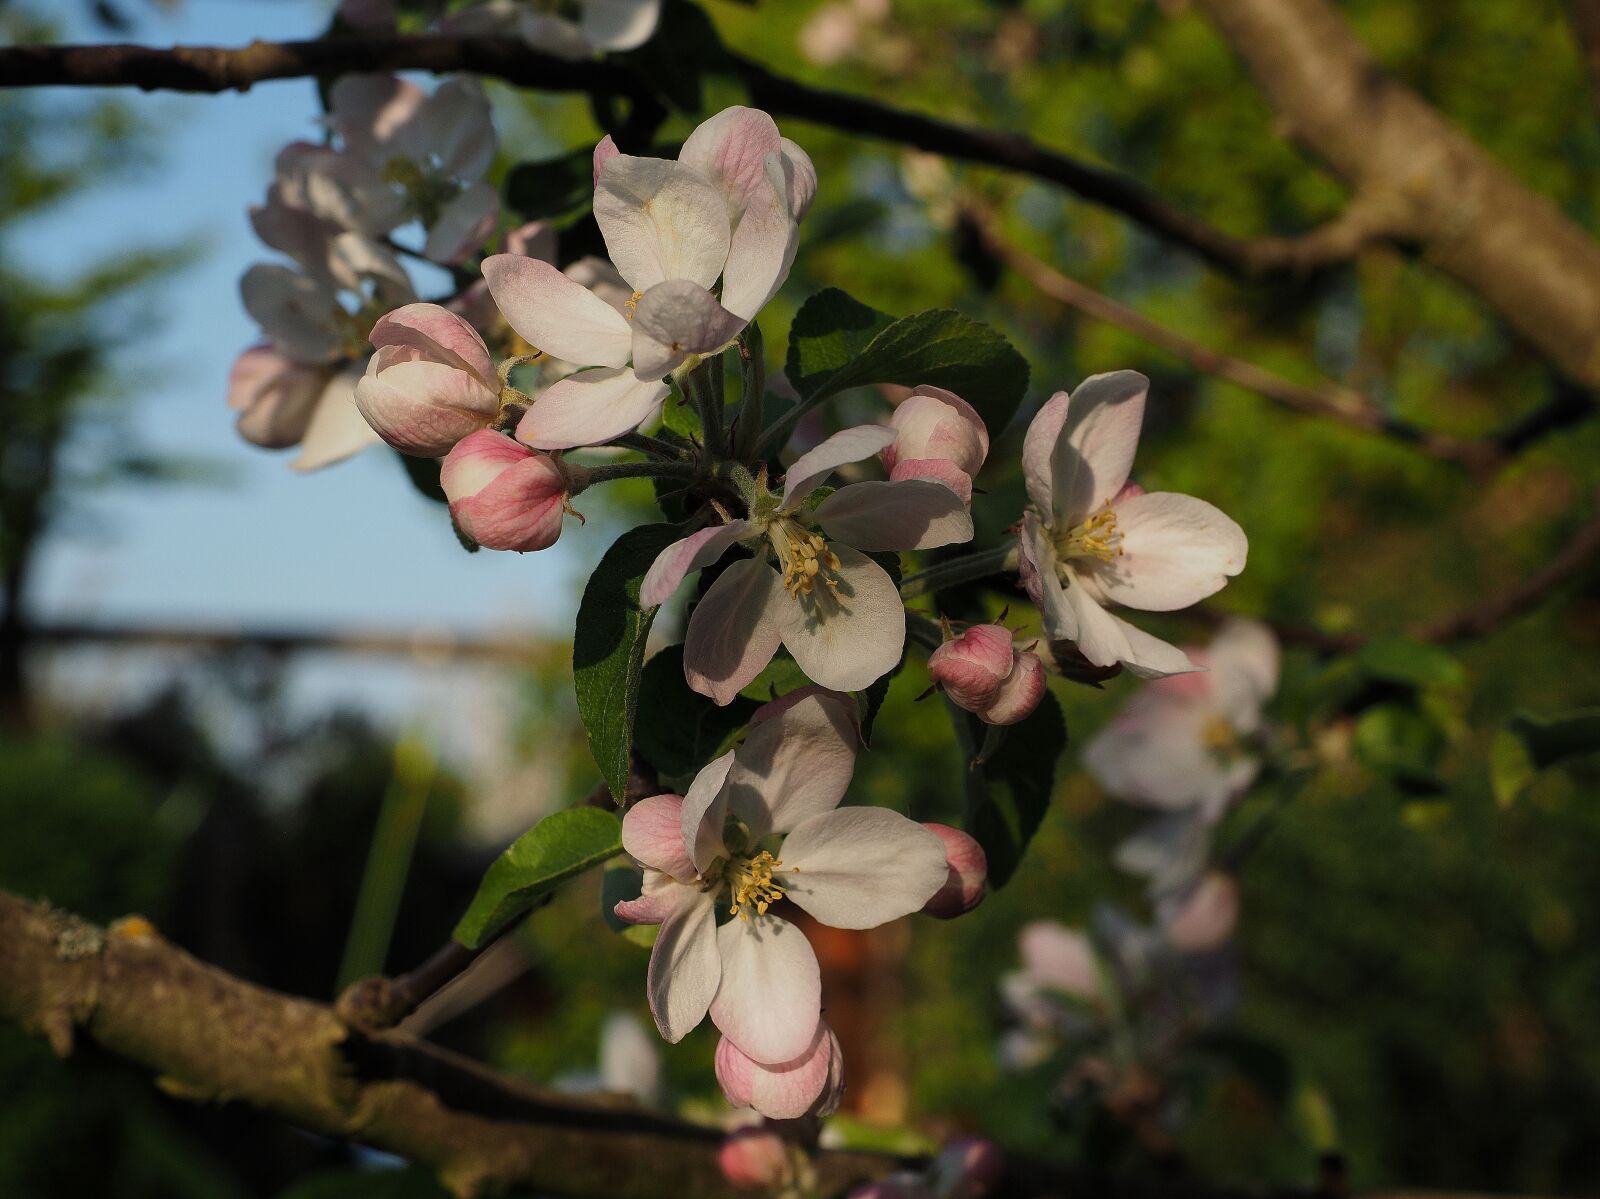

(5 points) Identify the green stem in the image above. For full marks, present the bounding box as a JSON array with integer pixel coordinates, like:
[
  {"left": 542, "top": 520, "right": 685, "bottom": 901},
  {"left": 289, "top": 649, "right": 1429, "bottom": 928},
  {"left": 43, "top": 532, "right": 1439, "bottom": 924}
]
[
  {"left": 614, "top": 431, "right": 687, "bottom": 460},
  {"left": 899, "top": 541, "right": 1018, "bottom": 601},
  {"left": 732, "top": 324, "right": 766, "bottom": 463},
  {"left": 680, "top": 357, "right": 725, "bottom": 455},
  {"left": 906, "top": 610, "right": 945, "bottom": 653},
  {"left": 567, "top": 459, "right": 698, "bottom": 493}
]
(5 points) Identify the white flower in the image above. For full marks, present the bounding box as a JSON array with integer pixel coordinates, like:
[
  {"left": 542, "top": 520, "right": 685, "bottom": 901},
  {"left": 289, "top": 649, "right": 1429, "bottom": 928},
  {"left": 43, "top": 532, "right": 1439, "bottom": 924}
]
[
  {"left": 444, "top": 0, "right": 661, "bottom": 58},
  {"left": 228, "top": 346, "right": 378, "bottom": 473},
  {"left": 481, "top": 106, "right": 814, "bottom": 450},
  {"left": 1015, "top": 371, "right": 1248, "bottom": 679},
  {"left": 641, "top": 425, "right": 973, "bottom": 702},
  {"left": 613, "top": 690, "right": 948, "bottom": 1072},
  {"left": 1084, "top": 619, "right": 1279, "bottom": 820}
]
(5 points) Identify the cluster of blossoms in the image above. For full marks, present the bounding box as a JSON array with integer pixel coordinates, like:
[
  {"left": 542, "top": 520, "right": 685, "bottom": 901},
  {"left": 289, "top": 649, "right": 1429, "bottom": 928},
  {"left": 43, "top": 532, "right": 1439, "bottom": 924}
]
[{"left": 231, "top": 88, "right": 1256, "bottom": 1136}]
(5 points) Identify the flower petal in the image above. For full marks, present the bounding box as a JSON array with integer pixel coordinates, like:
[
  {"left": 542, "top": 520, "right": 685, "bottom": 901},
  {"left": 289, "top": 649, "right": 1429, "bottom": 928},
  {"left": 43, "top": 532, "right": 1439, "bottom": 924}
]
[
  {"left": 715, "top": 1021, "right": 839, "bottom": 1119},
  {"left": 718, "top": 156, "right": 798, "bottom": 322},
  {"left": 370, "top": 302, "right": 496, "bottom": 386},
  {"left": 230, "top": 346, "right": 325, "bottom": 447},
  {"left": 1061, "top": 580, "right": 1199, "bottom": 679},
  {"left": 424, "top": 179, "right": 499, "bottom": 264},
  {"left": 1076, "top": 491, "right": 1247, "bottom": 612},
  {"left": 240, "top": 264, "right": 343, "bottom": 364},
  {"left": 1018, "top": 921, "right": 1100, "bottom": 999},
  {"left": 681, "top": 751, "right": 736, "bottom": 876},
  {"left": 778, "top": 137, "right": 817, "bottom": 221},
  {"left": 683, "top": 557, "right": 784, "bottom": 706},
  {"left": 291, "top": 369, "right": 382, "bottom": 472},
  {"left": 613, "top": 868, "right": 681, "bottom": 925},
  {"left": 779, "top": 424, "right": 898, "bottom": 506},
  {"left": 722, "top": 689, "right": 858, "bottom": 839},
  {"left": 1020, "top": 389, "right": 1070, "bottom": 516},
  {"left": 327, "top": 73, "right": 424, "bottom": 163},
  {"left": 593, "top": 156, "right": 731, "bottom": 292},
  {"left": 709, "top": 914, "right": 820, "bottom": 1065},
  {"left": 622, "top": 793, "right": 696, "bottom": 882},
  {"left": 647, "top": 888, "right": 720, "bottom": 1043},
  {"left": 770, "top": 545, "right": 904, "bottom": 694},
  {"left": 1083, "top": 697, "right": 1221, "bottom": 811},
  {"left": 630, "top": 280, "right": 746, "bottom": 380},
  {"left": 516, "top": 367, "right": 671, "bottom": 450},
  {"left": 678, "top": 106, "right": 782, "bottom": 220},
  {"left": 353, "top": 356, "right": 497, "bottom": 455},
  {"left": 1208, "top": 619, "right": 1279, "bottom": 734},
  {"left": 581, "top": 0, "right": 661, "bottom": 51},
  {"left": 482, "top": 254, "right": 632, "bottom": 368},
  {"left": 885, "top": 386, "right": 988, "bottom": 477},
  {"left": 1018, "top": 511, "right": 1073, "bottom": 641},
  {"left": 777, "top": 807, "right": 947, "bottom": 929},
  {"left": 408, "top": 77, "right": 496, "bottom": 181},
  {"left": 1055, "top": 371, "right": 1149, "bottom": 524},
  {"left": 641, "top": 521, "right": 754, "bottom": 608},
  {"left": 814, "top": 478, "right": 974, "bottom": 551},
  {"left": 888, "top": 458, "right": 973, "bottom": 505}
]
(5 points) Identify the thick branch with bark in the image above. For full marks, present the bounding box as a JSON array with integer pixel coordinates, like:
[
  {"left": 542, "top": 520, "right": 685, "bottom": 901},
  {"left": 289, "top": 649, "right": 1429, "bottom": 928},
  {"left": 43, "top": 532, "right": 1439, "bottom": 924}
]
[{"left": 1195, "top": 0, "right": 1600, "bottom": 387}]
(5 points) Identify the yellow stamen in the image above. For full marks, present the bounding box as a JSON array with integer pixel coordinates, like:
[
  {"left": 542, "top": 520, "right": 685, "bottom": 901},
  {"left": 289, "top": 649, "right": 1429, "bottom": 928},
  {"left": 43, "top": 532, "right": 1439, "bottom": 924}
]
[
  {"left": 725, "top": 851, "right": 786, "bottom": 920},
  {"left": 1201, "top": 716, "right": 1240, "bottom": 756},
  {"left": 624, "top": 290, "right": 643, "bottom": 321},
  {"left": 769, "top": 518, "right": 843, "bottom": 598},
  {"left": 1056, "top": 507, "right": 1123, "bottom": 562}
]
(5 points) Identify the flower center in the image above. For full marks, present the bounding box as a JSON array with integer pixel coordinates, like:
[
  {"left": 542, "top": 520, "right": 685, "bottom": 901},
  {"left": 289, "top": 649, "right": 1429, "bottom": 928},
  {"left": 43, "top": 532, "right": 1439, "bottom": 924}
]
[
  {"left": 723, "top": 851, "right": 786, "bottom": 920},
  {"left": 1055, "top": 507, "right": 1123, "bottom": 563},
  {"left": 1201, "top": 715, "right": 1243, "bottom": 758},
  {"left": 624, "top": 290, "right": 643, "bottom": 321},
  {"left": 767, "top": 517, "right": 843, "bottom": 599}
]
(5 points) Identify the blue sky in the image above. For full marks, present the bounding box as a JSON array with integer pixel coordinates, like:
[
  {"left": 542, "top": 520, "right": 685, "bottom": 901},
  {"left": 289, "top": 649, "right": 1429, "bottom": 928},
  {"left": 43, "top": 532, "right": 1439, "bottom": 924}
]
[{"left": 22, "top": 0, "right": 589, "bottom": 640}]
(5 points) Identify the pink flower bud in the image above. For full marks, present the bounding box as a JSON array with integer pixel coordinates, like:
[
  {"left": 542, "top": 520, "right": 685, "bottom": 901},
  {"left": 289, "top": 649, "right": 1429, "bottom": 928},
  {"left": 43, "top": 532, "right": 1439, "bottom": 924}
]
[
  {"left": 927, "top": 624, "right": 1015, "bottom": 711},
  {"left": 920, "top": 824, "right": 987, "bottom": 920},
  {"left": 715, "top": 1021, "right": 844, "bottom": 1121},
  {"left": 718, "top": 1128, "right": 789, "bottom": 1189},
  {"left": 978, "top": 648, "right": 1045, "bottom": 727},
  {"left": 441, "top": 430, "right": 569, "bottom": 552},
  {"left": 354, "top": 303, "right": 501, "bottom": 456},
  {"left": 229, "top": 345, "right": 325, "bottom": 448},
  {"left": 882, "top": 387, "right": 990, "bottom": 504},
  {"left": 930, "top": 1137, "right": 1004, "bottom": 1199},
  {"left": 1162, "top": 872, "right": 1240, "bottom": 954}
]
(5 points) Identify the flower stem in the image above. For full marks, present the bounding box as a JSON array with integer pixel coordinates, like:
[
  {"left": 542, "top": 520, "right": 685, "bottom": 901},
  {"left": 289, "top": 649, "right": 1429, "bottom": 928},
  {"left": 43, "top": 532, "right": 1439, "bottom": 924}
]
[
  {"left": 565, "top": 459, "right": 698, "bottom": 495},
  {"left": 898, "top": 541, "right": 1018, "bottom": 601},
  {"left": 680, "top": 356, "right": 726, "bottom": 456},
  {"left": 732, "top": 323, "right": 766, "bottom": 463},
  {"left": 614, "top": 431, "right": 687, "bottom": 460}
]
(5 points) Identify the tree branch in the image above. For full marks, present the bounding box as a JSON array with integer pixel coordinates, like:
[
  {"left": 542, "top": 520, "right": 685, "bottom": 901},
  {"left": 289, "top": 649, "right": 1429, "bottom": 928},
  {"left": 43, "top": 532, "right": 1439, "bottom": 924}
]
[
  {"left": 1567, "top": 0, "right": 1600, "bottom": 113},
  {"left": 1193, "top": 0, "right": 1600, "bottom": 388}
]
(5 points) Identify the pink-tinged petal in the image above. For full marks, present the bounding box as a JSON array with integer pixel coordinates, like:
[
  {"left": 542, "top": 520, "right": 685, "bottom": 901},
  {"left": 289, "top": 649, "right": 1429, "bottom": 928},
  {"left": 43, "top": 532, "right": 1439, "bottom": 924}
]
[
  {"left": 354, "top": 355, "right": 498, "bottom": 456},
  {"left": 681, "top": 751, "right": 736, "bottom": 875},
  {"left": 927, "top": 624, "right": 1014, "bottom": 711},
  {"left": 582, "top": 0, "right": 661, "bottom": 50},
  {"left": 424, "top": 180, "right": 499, "bottom": 264},
  {"left": 885, "top": 387, "right": 988, "bottom": 476},
  {"left": 889, "top": 458, "right": 972, "bottom": 505},
  {"left": 1057, "top": 581, "right": 1198, "bottom": 679},
  {"left": 919, "top": 823, "right": 988, "bottom": 920},
  {"left": 646, "top": 887, "right": 720, "bottom": 1043},
  {"left": 930, "top": 1138, "right": 1005, "bottom": 1199},
  {"left": 630, "top": 280, "right": 747, "bottom": 380},
  {"left": 683, "top": 557, "right": 785, "bottom": 707},
  {"left": 230, "top": 346, "right": 325, "bottom": 447},
  {"left": 980, "top": 650, "right": 1045, "bottom": 726},
  {"left": 613, "top": 868, "right": 681, "bottom": 925},
  {"left": 719, "top": 156, "right": 798, "bottom": 322},
  {"left": 750, "top": 684, "right": 854, "bottom": 726},
  {"left": 593, "top": 134, "right": 621, "bottom": 186},
  {"left": 1018, "top": 512, "right": 1074, "bottom": 642},
  {"left": 564, "top": 255, "right": 634, "bottom": 314},
  {"left": 326, "top": 232, "right": 412, "bottom": 302},
  {"left": 370, "top": 302, "right": 496, "bottom": 386},
  {"left": 717, "top": 1126, "right": 789, "bottom": 1187},
  {"left": 443, "top": 431, "right": 569, "bottom": 552},
  {"left": 482, "top": 254, "right": 632, "bottom": 368},
  {"left": 641, "top": 522, "right": 754, "bottom": 608},
  {"left": 724, "top": 689, "right": 859, "bottom": 839},
  {"left": 1077, "top": 491, "right": 1247, "bottom": 612},
  {"left": 716, "top": 1021, "right": 839, "bottom": 1120},
  {"left": 770, "top": 546, "right": 904, "bottom": 694},
  {"left": 780, "top": 424, "right": 898, "bottom": 506},
  {"left": 1055, "top": 371, "right": 1148, "bottom": 524},
  {"left": 622, "top": 793, "right": 696, "bottom": 881},
  {"left": 777, "top": 808, "right": 947, "bottom": 929},
  {"left": 594, "top": 156, "right": 731, "bottom": 292},
  {"left": 778, "top": 137, "right": 817, "bottom": 221},
  {"left": 502, "top": 219, "right": 558, "bottom": 261},
  {"left": 516, "top": 12, "right": 590, "bottom": 58},
  {"left": 303, "top": 152, "right": 406, "bottom": 235},
  {"left": 516, "top": 367, "right": 671, "bottom": 450},
  {"left": 1083, "top": 696, "right": 1220, "bottom": 810},
  {"left": 1020, "top": 389, "right": 1071, "bottom": 516},
  {"left": 709, "top": 914, "right": 820, "bottom": 1065},
  {"left": 327, "top": 73, "right": 424, "bottom": 163},
  {"left": 1208, "top": 619, "right": 1279, "bottom": 734},
  {"left": 1162, "top": 872, "right": 1240, "bottom": 954},
  {"left": 1019, "top": 921, "right": 1099, "bottom": 999},
  {"left": 291, "top": 369, "right": 382, "bottom": 472},
  {"left": 814, "top": 478, "right": 973, "bottom": 552},
  {"left": 240, "top": 264, "right": 343, "bottom": 364},
  {"left": 1112, "top": 612, "right": 1204, "bottom": 681},
  {"left": 249, "top": 198, "right": 339, "bottom": 282},
  {"left": 419, "top": 77, "right": 497, "bottom": 181},
  {"left": 680, "top": 107, "right": 783, "bottom": 219}
]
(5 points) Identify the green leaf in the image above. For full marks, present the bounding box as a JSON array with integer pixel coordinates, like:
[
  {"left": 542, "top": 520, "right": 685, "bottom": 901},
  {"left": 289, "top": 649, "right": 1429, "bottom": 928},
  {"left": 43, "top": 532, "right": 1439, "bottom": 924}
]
[
  {"left": 635, "top": 644, "right": 759, "bottom": 779},
  {"left": 453, "top": 808, "right": 623, "bottom": 948},
  {"left": 1355, "top": 638, "right": 1467, "bottom": 690},
  {"left": 574, "top": 523, "right": 684, "bottom": 800},
  {"left": 1491, "top": 709, "right": 1600, "bottom": 806},
  {"left": 966, "top": 690, "right": 1066, "bottom": 888},
  {"left": 659, "top": 378, "right": 703, "bottom": 442},
  {"left": 781, "top": 288, "right": 1031, "bottom": 438},
  {"left": 505, "top": 147, "right": 595, "bottom": 220},
  {"left": 1352, "top": 702, "right": 1444, "bottom": 791}
]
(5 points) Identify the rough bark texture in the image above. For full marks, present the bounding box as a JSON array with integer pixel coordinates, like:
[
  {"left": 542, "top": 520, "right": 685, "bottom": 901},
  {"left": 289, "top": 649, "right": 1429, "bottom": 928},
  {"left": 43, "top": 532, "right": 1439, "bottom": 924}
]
[{"left": 1195, "top": 0, "right": 1600, "bottom": 386}]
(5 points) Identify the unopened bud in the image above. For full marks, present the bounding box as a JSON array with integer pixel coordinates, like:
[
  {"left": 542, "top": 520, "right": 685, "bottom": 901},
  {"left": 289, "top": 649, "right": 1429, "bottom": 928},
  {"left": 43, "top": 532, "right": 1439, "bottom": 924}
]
[
  {"left": 718, "top": 1127, "right": 789, "bottom": 1189},
  {"left": 927, "top": 624, "right": 1014, "bottom": 710},
  {"left": 440, "top": 430, "right": 569, "bottom": 552},
  {"left": 920, "top": 824, "right": 987, "bottom": 919},
  {"left": 354, "top": 303, "right": 500, "bottom": 456}
]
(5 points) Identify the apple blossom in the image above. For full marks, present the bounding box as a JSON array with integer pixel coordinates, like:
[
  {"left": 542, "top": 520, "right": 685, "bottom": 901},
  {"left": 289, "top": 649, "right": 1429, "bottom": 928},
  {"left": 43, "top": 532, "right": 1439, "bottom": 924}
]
[
  {"left": 1015, "top": 371, "right": 1247, "bottom": 679},
  {"left": 920, "top": 823, "right": 988, "bottom": 919},
  {"left": 641, "top": 425, "right": 973, "bottom": 702},
  {"left": 997, "top": 922, "right": 1104, "bottom": 1071},
  {"left": 354, "top": 304, "right": 502, "bottom": 456},
  {"left": 444, "top": 0, "right": 661, "bottom": 58},
  {"left": 229, "top": 346, "right": 380, "bottom": 472},
  {"left": 611, "top": 690, "right": 947, "bottom": 1097},
  {"left": 717, "top": 1126, "right": 790, "bottom": 1189},
  {"left": 1159, "top": 871, "right": 1240, "bottom": 955},
  {"left": 440, "top": 430, "right": 572, "bottom": 552},
  {"left": 926, "top": 624, "right": 1046, "bottom": 726},
  {"left": 881, "top": 386, "right": 989, "bottom": 504},
  {"left": 1083, "top": 619, "right": 1279, "bottom": 820},
  {"left": 482, "top": 106, "right": 814, "bottom": 450},
  {"left": 715, "top": 1020, "right": 846, "bottom": 1121},
  {"left": 598, "top": 1011, "right": 662, "bottom": 1106}
]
